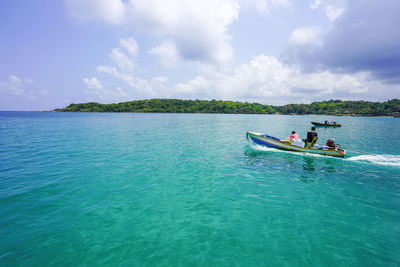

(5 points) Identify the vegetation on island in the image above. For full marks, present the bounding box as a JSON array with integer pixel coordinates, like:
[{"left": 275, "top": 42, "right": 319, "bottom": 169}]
[
  {"left": 57, "top": 98, "right": 400, "bottom": 116},
  {"left": 57, "top": 99, "right": 276, "bottom": 114},
  {"left": 274, "top": 99, "right": 400, "bottom": 116}
]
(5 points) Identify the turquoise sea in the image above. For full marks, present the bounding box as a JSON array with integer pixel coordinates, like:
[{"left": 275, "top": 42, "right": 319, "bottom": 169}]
[{"left": 0, "top": 111, "right": 399, "bottom": 266}]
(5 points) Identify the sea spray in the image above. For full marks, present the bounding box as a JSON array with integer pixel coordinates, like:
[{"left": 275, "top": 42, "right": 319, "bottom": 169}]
[{"left": 348, "top": 154, "right": 400, "bottom": 167}]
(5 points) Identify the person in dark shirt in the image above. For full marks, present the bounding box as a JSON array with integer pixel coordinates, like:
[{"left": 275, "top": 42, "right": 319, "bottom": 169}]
[
  {"left": 326, "top": 138, "right": 336, "bottom": 149},
  {"left": 305, "top": 126, "right": 318, "bottom": 147}
]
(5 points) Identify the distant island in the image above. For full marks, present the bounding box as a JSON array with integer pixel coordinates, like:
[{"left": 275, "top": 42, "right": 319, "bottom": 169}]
[{"left": 56, "top": 99, "right": 400, "bottom": 116}]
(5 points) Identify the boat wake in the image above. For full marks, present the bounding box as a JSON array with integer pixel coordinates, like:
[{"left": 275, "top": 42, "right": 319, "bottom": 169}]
[
  {"left": 248, "top": 143, "right": 326, "bottom": 158},
  {"left": 347, "top": 154, "right": 400, "bottom": 167},
  {"left": 248, "top": 143, "right": 400, "bottom": 167}
]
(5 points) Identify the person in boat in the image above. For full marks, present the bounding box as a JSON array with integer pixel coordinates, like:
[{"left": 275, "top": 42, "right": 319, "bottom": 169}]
[
  {"left": 304, "top": 126, "right": 318, "bottom": 148},
  {"left": 289, "top": 131, "right": 300, "bottom": 142},
  {"left": 325, "top": 120, "right": 328, "bottom": 125},
  {"left": 326, "top": 138, "right": 336, "bottom": 149}
]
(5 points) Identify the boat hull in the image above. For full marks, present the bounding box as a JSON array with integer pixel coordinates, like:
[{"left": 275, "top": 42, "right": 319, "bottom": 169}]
[
  {"left": 311, "top": 122, "right": 341, "bottom": 127},
  {"left": 246, "top": 132, "right": 345, "bottom": 158}
]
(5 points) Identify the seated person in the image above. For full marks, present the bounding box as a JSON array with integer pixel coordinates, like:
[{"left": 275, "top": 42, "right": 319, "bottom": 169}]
[
  {"left": 304, "top": 127, "right": 318, "bottom": 147},
  {"left": 289, "top": 131, "right": 300, "bottom": 142},
  {"left": 326, "top": 138, "right": 336, "bottom": 149}
]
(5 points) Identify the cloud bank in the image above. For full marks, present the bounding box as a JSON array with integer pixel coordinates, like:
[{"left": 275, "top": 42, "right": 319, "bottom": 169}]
[
  {"left": 289, "top": 0, "right": 400, "bottom": 84},
  {"left": 65, "top": 0, "right": 240, "bottom": 64},
  {"left": 67, "top": 0, "right": 400, "bottom": 105},
  {"left": 88, "top": 53, "right": 399, "bottom": 104}
]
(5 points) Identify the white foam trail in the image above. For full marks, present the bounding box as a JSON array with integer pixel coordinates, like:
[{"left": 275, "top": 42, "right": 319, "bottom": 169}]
[
  {"left": 248, "top": 143, "right": 326, "bottom": 158},
  {"left": 249, "top": 143, "right": 278, "bottom": 153},
  {"left": 248, "top": 143, "right": 400, "bottom": 167},
  {"left": 347, "top": 154, "right": 400, "bottom": 167}
]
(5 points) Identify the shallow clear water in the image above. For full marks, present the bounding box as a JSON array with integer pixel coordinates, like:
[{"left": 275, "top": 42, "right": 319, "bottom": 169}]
[{"left": 0, "top": 112, "right": 399, "bottom": 266}]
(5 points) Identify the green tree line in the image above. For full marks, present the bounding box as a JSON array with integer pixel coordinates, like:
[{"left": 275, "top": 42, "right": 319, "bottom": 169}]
[{"left": 57, "top": 98, "right": 400, "bottom": 116}]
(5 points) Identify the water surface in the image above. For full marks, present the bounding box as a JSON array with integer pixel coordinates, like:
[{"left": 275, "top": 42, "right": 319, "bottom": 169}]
[{"left": 0, "top": 112, "right": 399, "bottom": 266}]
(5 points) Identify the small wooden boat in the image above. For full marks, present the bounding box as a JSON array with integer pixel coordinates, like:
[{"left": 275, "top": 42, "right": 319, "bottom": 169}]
[
  {"left": 246, "top": 132, "right": 345, "bottom": 158},
  {"left": 311, "top": 121, "right": 341, "bottom": 127}
]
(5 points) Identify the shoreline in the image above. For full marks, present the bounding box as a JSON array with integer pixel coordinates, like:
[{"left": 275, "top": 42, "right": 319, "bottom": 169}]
[
  {"left": 53, "top": 98, "right": 400, "bottom": 117},
  {"left": 18, "top": 110, "right": 398, "bottom": 118}
]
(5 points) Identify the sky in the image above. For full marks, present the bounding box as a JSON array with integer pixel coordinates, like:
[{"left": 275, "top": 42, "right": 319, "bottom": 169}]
[{"left": 1, "top": 0, "right": 400, "bottom": 110}]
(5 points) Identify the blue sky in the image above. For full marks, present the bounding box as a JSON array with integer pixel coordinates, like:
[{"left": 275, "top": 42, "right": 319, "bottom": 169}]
[{"left": 1, "top": 0, "right": 399, "bottom": 110}]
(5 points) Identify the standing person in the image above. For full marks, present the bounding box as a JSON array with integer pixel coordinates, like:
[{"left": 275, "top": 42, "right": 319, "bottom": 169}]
[
  {"left": 289, "top": 131, "right": 300, "bottom": 141},
  {"left": 305, "top": 126, "right": 318, "bottom": 148}
]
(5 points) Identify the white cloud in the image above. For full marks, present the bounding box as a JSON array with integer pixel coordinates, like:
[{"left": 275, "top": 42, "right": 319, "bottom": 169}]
[
  {"left": 0, "top": 75, "right": 41, "bottom": 99},
  {"left": 127, "top": 0, "right": 239, "bottom": 64},
  {"left": 96, "top": 65, "right": 158, "bottom": 97},
  {"left": 102, "top": 86, "right": 128, "bottom": 100},
  {"left": 119, "top": 37, "right": 139, "bottom": 56},
  {"left": 83, "top": 76, "right": 129, "bottom": 102},
  {"left": 289, "top": 27, "right": 320, "bottom": 45},
  {"left": 310, "top": 0, "right": 322, "bottom": 9},
  {"left": 65, "top": 0, "right": 125, "bottom": 24},
  {"left": 325, "top": 6, "right": 344, "bottom": 21},
  {"left": 91, "top": 54, "right": 399, "bottom": 104},
  {"left": 149, "top": 40, "right": 178, "bottom": 68},
  {"left": 114, "top": 87, "right": 128, "bottom": 98},
  {"left": 66, "top": 0, "right": 396, "bottom": 104},
  {"left": 110, "top": 48, "right": 134, "bottom": 72},
  {"left": 239, "top": 0, "right": 290, "bottom": 13},
  {"left": 176, "top": 76, "right": 209, "bottom": 94},
  {"left": 9, "top": 75, "right": 22, "bottom": 84},
  {"left": 171, "top": 55, "right": 371, "bottom": 104},
  {"left": 310, "top": 0, "right": 345, "bottom": 21},
  {"left": 83, "top": 77, "right": 103, "bottom": 89},
  {"left": 85, "top": 85, "right": 129, "bottom": 103},
  {"left": 97, "top": 65, "right": 135, "bottom": 87},
  {"left": 65, "top": 0, "right": 239, "bottom": 64},
  {"left": 153, "top": 76, "right": 169, "bottom": 83}
]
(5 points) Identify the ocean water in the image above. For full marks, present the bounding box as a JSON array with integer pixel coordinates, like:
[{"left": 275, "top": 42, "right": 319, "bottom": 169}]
[{"left": 0, "top": 111, "right": 399, "bottom": 266}]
